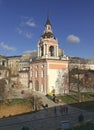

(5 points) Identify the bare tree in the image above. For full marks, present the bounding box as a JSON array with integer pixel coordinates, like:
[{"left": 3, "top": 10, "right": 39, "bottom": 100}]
[
  {"left": 69, "top": 61, "right": 94, "bottom": 102},
  {"left": 24, "top": 93, "right": 43, "bottom": 111},
  {"left": 0, "top": 79, "right": 9, "bottom": 102},
  {"left": 55, "top": 70, "right": 68, "bottom": 94},
  {"left": 69, "top": 67, "right": 83, "bottom": 102}
]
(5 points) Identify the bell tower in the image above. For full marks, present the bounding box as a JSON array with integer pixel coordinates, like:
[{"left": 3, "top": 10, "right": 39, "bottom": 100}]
[{"left": 38, "top": 18, "right": 59, "bottom": 58}]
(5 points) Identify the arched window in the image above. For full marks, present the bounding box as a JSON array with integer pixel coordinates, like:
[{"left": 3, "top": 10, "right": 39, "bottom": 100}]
[
  {"left": 41, "top": 46, "right": 44, "bottom": 56},
  {"left": 41, "top": 70, "right": 44, "bottom": 78},
  {"left": 35, "top": 71, "right": 38, "bottom": 77},
  {"left": 49, "top": 46, "right": 54, "bottom": 56},
  {"left": 41, "top": 84, "right": 45, "bottom": 92}
]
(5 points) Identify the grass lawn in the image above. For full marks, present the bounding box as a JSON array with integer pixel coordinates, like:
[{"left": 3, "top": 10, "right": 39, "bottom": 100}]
[
  {"left": 0, "top": 99, "right": 32, "bottom": 118},
  {"left": 57, "top": 92, "right": 94, "bottom": 112}
]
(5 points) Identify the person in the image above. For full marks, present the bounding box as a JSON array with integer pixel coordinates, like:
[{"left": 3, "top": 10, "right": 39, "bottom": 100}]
[
  {"left": 60, "top": 105, "right": 63, "bottom": 114},
  {"left": 54, "top": 107, "right": 57, "bottom": 115},
  {"left": 62, "top": 105, "right": 65, "bottom": 113},
  {"left": 65, "top": 105, "right": 68, "bottom": 113},
  {"left": 45, "top": 104, "right": 48, "bottom": 109},
  {"left": 45, "top": 104, "right": 48, "bottom": 107},
  {"left": 52, "top": 94, "right": 56, "bottom": 102},
  {"left": 22, "top": 126, "right": 29, "bottom": 130},
  {"left": 78, "top": 112, "right": 84, "bottom": 123}
]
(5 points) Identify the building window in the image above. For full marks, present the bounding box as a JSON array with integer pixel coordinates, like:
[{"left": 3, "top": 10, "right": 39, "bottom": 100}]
[
  {"left": 49, "top": 46, "right": 54, "bottom": 56},
  {"left": 41, "top": 65, "right": 44, "bottom": 68},
  {"left": 48, "top": 26, "right": 51, "bottom": 30},
  {"left": 36, "top": 65, "right": 38, "bottom": 68},
  {"left": 30, "top": 71, "right": 32, "bottom": 77},
  {"left": 35, "top": 71, "right": 38, "bottom": 77},
  {"left": 41, "top": 46, "right": 44, "bottom": 56},
  {"left": 41, "top": 70, "right": 44, "bottom": 78},
  {"left": 35, "top": 80, "right": 39, "bottom": 91},
  {"left": 41, "top": 84, "right": 45, "bottom": 92}
]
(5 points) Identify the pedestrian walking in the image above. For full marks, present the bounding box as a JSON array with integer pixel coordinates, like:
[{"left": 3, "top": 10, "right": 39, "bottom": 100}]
[
  {"left": 60, "top": 105, "right": 63, "bottom": 115},
  {"left": 45, "top": 104, "right": 48, "bottom": 111},
  {"left": 45, "top": 104, "right": 48, "bottom": 108},
  {"left": 65, "top": 105, "right": 68, "bottom": 113},
  {"left": 54, "top": 107, "right": 57, "bottom": 115},
  {"left": 52, "top": 94, "right": 56, "bottom": 102},
  {"left": 22, "top": 126, "right": 29, "bottom": 130},
  {"left": 62, "top": 105, "right": 66, "bottom": 113},
  {"left": 78, "top": 112, "right": 84, "bottom": 123}
]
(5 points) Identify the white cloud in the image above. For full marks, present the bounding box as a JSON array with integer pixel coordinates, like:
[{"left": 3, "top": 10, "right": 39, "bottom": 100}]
[
  {"left": 0, "top": 42, "right": 16, "bottom": 51},
  {"left": 17, "top": 16, "right": 35, "bottom": 39},
  {"left": 26, "top": 19, "right": 36, "bottom": 27},
  {"left": 21, "top": 16, "right": 30, "bottom": 19},
  {"left": 16, "top": 28, "right": 33, "bottom": 39},
  {"left": 16, "top": 28, "right": 23, "bottom": 35},
  {"left": 20, "top": 17, "right": 36, "bottom": 27},
  {"left": 25, "top": 32, "right": 33, "bottom": 39},
  {"left": 67, "top": 34, "right": 80, "bottom": 43}
]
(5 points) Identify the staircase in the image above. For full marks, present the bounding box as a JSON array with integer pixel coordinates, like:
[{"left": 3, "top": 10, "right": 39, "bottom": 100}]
[{"left": 31, "top": 91, "right": 56, "bottom": 107}]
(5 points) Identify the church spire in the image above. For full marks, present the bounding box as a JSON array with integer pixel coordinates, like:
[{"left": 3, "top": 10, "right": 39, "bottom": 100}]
[
  {"left": 38, "top": 18, "right": 59, "bottom": 58},
  {"left": 41, "top": 17, "right": 55, "bottom": 39},
  {"left": 45, "top": 17, "right": 51, "bottom": 26},
  {"left": 44, "top": 17, "right": 52, "bottom": 33}
]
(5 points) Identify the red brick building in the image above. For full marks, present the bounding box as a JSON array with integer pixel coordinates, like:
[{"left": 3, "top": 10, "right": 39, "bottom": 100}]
[{"left": 29, "top": 18, "right": 69, "bottom": 95}]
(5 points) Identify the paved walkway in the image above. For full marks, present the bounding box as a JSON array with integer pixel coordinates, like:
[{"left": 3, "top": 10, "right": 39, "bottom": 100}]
[{"left": 0, "top": 104, "right": 94, "bottom": 130}]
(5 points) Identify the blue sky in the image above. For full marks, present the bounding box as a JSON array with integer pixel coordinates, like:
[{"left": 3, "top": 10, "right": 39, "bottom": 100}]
[{"left": 0, "top": 0, "right": 94, "bottom": 58}]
